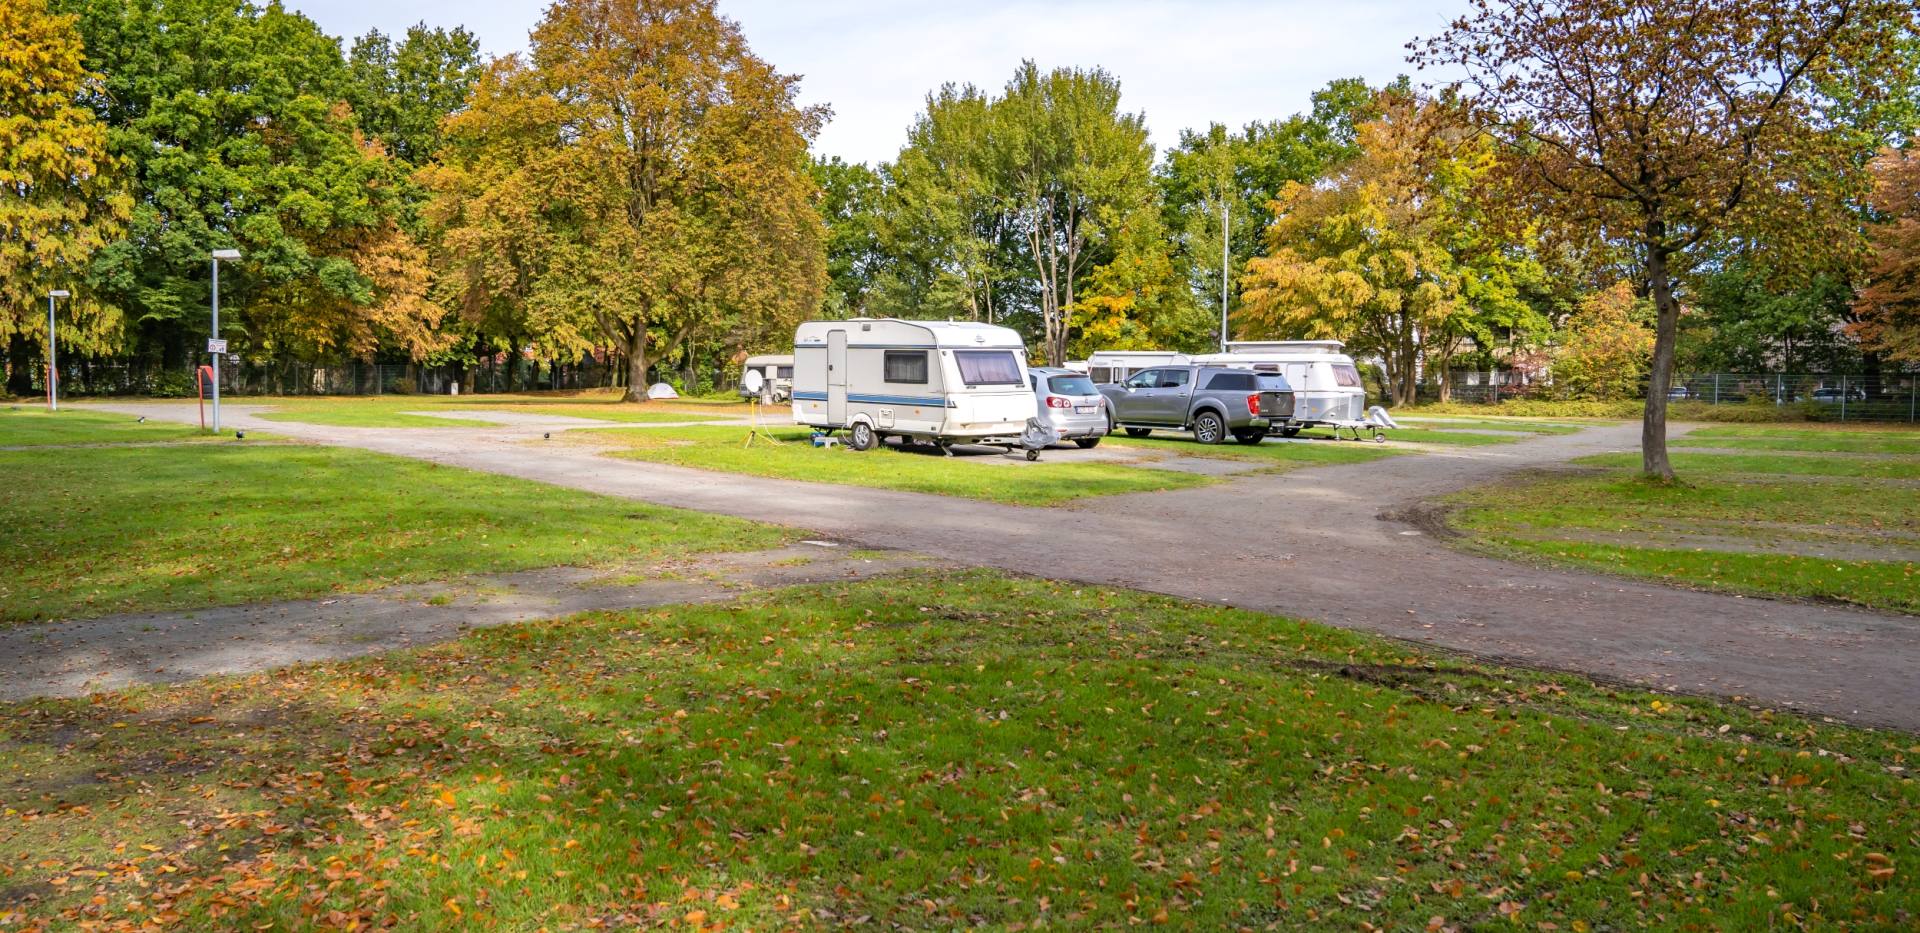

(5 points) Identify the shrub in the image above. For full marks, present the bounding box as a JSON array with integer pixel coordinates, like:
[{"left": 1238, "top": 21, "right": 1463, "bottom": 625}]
[{"left": 148, "top": 370, "right": 197, "bottom": 398}]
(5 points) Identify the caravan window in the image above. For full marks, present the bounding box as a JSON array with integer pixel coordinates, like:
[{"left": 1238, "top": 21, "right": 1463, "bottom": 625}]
[
  {"left": 1331, "top": 363, "right": 1362, "bottom": 387},
  {"left": 776, "top": 365, "right": 793, "bottom": 379},
  {"left": 1089, "top": 366, "right": 1113, "bottom": 384},
  {"left": 954, "top": 350, "right": 1022, "bottom": 385},
  {"left": 884, "top": 350, "right": 928, "bottom": 384}
]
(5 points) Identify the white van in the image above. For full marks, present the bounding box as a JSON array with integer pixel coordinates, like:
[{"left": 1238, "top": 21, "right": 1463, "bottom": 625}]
[
  {"left": 737, "top": 354, "right": 794, "bottom": 401},
  {"left": 792, "top": 318, "right": 1035, "bottom": 451},
  {"left": 1192, "top": 341, "right": 1368, "bottom": 432}
]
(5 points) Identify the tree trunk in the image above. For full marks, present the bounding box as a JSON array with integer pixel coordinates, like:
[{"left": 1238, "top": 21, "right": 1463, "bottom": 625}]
[
  {"left": 6, "top": 334, "right": 35, "bottom": 397},
  {"left": 1642, "top": 228, "right": 1679, "bottom": 481},
  {"left": 622, "top": 329, "right": 648, "bottom": 402}
]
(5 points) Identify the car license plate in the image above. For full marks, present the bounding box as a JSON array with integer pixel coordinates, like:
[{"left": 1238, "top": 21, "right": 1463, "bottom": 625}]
[{"left": 1075, "top": 405, "right": 1097, "bottom": 414}]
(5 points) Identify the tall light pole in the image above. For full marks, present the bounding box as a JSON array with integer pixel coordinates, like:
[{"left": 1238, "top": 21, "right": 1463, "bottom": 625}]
[
  {"left": 46, "top": 289, "right": 69, "bottom": 412},
  {"left": 210, "top": 248, "right": 241, "bottom": 434}
]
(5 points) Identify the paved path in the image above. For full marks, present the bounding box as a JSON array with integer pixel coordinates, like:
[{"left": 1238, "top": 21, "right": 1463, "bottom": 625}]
[
  {"left": 86, "top": 401, "right": 1920, "bottom": 731},
  {"left": 1, "top": 544, "right": 930, "bottom": 700}
]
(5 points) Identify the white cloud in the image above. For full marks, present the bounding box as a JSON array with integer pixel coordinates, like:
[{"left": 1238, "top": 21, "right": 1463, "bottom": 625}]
[{"left": 290, "top": 0, "right": 1464, "bottom": 163}]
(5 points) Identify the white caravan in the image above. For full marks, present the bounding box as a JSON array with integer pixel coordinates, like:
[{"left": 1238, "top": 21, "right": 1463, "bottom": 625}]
[
  {"left": 1193, "top": 341, "right": 1368, "bottom": 430},
  {"left": 1085, "top": 350, "right": 1186, "bottom": 386},
  {"left": 792, "top": 318, "right": 1035, "bottom": 451},
  {"left": 737, "top": 354, "right": 794, "bottom": 401}
]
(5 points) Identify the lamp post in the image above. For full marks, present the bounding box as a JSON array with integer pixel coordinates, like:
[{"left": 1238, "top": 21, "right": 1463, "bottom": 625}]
[
  {"left": 46, "top": 289, "right": 70, "bottom": 412},
  {"left": 210, "top": 248, "right": 241, "bottom": 434}
]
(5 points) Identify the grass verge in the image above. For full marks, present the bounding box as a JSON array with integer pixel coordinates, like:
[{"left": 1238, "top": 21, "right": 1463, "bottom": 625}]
[
  {"left": 0, "top": 440, "right": 784, "bottom": 622},
  {"left": 1, "top": 570, "right": 1912, "bottom": 929},
  {"left": 1, "top": 408, "right": 211, "bottom": 445},
  {"left": 1445, "top": 438, "right": 1919, "bottom": 613},
  {"left": 585, "top": 425, "right": 1213, "bottom": 504},
  {"left": 1676, "top": 424, "right": 1920, "bottom": 455}
]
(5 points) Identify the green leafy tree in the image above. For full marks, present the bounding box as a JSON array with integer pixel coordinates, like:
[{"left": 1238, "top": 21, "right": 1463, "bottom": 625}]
[
  {"left": 2, "top": 0, "right": 129, "bottom": 395},
  {"left": 1415, "top": 0, "right": 1917, "bottom": 478},
  {"left": 64, "top": 0, "right": 443, "bottom": 368},
  {"left": 1551, "top": 281, "right": 1655, "bottom": 400},
  {"left": 425, "top": 0, "right": 826, "bottom": 401},
  {"left": 810, "top": 156, "right": 886, "bottom": 318},
  {"left": 876, "top": 83, "right": 1017, "bottom": 323},
  {"left": 990, "top": 62, "right": 1156, "bottom": 365},
  {"left": 347, "top": 23, "right": 484, "bottom": 167}
]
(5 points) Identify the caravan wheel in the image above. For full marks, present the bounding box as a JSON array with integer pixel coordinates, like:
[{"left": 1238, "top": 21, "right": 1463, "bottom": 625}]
[{"left": 848, "top": 422, "right": 876, "bottom": 451}]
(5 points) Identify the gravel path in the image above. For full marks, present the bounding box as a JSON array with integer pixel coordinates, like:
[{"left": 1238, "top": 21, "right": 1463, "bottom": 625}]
[
  {"left": 82, "top": 401, "right": 1920, "bottom": 731},
  {"left": 0, "top": 544, "right": 931, "bottom": 700}
]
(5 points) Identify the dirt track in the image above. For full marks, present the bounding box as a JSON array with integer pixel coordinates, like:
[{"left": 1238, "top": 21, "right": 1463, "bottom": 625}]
[{"left": 84, "top": 402, "right": 1920, "bottom": 731}]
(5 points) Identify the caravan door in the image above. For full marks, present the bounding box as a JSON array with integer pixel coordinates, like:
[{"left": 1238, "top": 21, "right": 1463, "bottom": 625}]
[{"left": 827, "top": 329, "right": 848, "bottom": 425}]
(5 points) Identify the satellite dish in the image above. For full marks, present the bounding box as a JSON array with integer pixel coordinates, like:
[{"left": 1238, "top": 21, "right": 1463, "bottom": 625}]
[{"left": 742, "top": 369, "right": 766, "bottom": 395}]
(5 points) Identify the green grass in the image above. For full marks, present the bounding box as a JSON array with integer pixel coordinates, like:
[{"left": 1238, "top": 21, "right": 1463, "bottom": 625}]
[
  {"left": 0, "top": 441, "right": 784, "bottom": 622},
  {"left": 1576, "top": 450, "right": 1920, "bottom": 480},
  {"left": 1103, "top": 433, "right": 1405, "bottom": 467},
  {"left": 1676, "top": 424, "right": 1920, "bottom": 455},
  {"left": 587, "top": 425, "right": 1213, "bottom": 504},
  {"left": 1447, "top": 438, "right": 1920, "bottom": 613},
  {"left": 1, "top": 407, "right": 211, "bottom": 445},
  {"left": 124, "top": 390, "right": 756, "bottom": 429},
  {"left": 2, "top": 571, "right": 1913, "bottom": 930}
]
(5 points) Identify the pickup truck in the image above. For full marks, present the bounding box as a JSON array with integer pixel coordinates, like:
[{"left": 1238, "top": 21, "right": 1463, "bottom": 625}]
[{"left": 1099, "top": 365, "right": 1296, "bottom": 444}]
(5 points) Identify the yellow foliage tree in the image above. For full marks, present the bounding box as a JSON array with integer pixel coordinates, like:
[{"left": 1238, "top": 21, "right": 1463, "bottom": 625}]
[{"left": 0, "top": 0, "right": 129, "bottom": 392}]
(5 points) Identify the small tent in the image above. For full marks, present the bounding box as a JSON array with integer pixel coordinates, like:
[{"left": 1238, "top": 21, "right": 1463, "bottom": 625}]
[{"left": 646, "top": 382, "right": 679, "bottom": 400}]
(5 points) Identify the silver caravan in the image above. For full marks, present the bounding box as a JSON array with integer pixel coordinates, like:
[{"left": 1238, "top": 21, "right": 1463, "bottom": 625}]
[
  {"left": 1193, "top": 341, "right": 1368, "bottom": 432},
  {"left": 792, "top": 318, "right": 1035, "bottom": 451}
]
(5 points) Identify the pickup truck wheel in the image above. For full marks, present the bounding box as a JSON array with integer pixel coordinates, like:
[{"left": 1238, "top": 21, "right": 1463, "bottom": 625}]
[
  {"left": 1232, "top": 429, "right": 1265, "bottom": 445},
  {"left": 1123, "top": 427, "right": 1152, "bottom": 438},
  {"left": 1074, "top": 437, "right": 1100, "bottom": 449},
  {"left": 848, "top": 422, "right": 876, "bottom": 451},
  {"left": 1193, "top": 411, "right": 1226, "bottom": 445}
]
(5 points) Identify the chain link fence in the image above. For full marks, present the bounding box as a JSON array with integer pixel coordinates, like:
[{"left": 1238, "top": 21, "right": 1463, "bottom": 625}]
[{"left": 1430, "top": 371, "right": 1920, "bottom": 422}]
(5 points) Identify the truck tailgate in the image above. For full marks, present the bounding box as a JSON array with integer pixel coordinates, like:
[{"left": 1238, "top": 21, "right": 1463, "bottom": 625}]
[{"left": 1259, "top": 390, "right": 1296, "bottom": 420}]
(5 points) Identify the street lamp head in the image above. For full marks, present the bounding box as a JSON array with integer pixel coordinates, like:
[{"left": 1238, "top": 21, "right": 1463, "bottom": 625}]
[
  {"left": 211, "top": 248, "right": 242, "bottom": 261},
  {"left": 48, "top": 290, "right": 70, "bottom": 298}
]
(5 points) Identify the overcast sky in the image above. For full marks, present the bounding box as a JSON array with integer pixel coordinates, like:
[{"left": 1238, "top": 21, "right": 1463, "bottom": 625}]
[{"left": 290, "top": 0, "right": 1463, "bottom": 164}]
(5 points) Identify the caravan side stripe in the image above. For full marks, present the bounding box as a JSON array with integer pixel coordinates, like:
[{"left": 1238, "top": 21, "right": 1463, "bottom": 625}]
[{"left": 790, "top": 391, "right": 946, "bottom": 406}]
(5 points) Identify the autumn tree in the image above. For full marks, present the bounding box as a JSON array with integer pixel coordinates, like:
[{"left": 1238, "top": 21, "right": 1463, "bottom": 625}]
[
  {"left": 427, "top": 0, "right": 826, "bottom": 401},
  {"left": 1240, "top": 92, "right": 1532, "bottom": 405},
  {"left": 1552, "top": 281, "right": 1655, "bottom": 399},
  {"left": 1415, "top": 0, "right": 1916, "bottom": 478},
  {"left": 1853, "top": 145, "right": 1920, "bottom": 361},
  {"left": 1157, "top": 78, "right": 1388, "bottom": 339},
  {"left": 1, "top": 0, "right": 128, "bottom": 395}
]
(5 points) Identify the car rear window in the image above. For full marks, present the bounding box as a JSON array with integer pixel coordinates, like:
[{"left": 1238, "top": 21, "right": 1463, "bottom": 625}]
[
  {"left": 1205, "top": 372, "right": 1254, "bottom": 391},
  {"left": 954, "top": 350, "right": 1023, "bottom": 385},
  {"left": 1332, "top": 363, "right": 1363, "bottom": 387},
  {"left": 1255, "top": 374, "right": 1290, "bottom": 390},
  {"left": 1048, "top": 374, "right": 1097, "bottom": 396}
]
